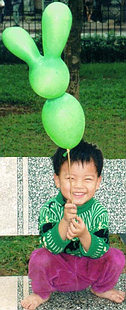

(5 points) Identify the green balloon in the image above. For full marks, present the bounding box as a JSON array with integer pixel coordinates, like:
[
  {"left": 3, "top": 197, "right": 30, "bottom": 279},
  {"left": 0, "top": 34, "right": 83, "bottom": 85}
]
[
  {"left": 29, "top": 57, "right": 69, "bottom": 99},
  {"left": 2, "top": 2, "right": 72, "bottom": 99},
  {"left": 42, "top": 2, "right": 72, "bottom": 57},
  {"left": 2, "top": 27, "right": 40, "bottom": 66},
  {"left": 42, "top": 93, "right": 85, "bottom": 149}
]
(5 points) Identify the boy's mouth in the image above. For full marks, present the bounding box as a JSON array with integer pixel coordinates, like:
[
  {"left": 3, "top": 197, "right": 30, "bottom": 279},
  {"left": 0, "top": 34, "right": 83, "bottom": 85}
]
[{"left": 73, "top": 192, "right": 85, "bottom": 197}]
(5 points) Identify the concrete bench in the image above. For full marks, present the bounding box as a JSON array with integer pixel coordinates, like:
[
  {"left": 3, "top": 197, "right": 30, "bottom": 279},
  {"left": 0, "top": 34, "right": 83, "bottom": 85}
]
[{"left": 0, "top": 157, "right": 126, "bottom": 310}]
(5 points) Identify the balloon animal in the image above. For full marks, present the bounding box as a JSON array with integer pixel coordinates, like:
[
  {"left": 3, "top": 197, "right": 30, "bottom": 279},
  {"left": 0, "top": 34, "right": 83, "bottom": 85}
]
[
  {"left": 2, "top": 2, "right": 85, "bottom": 149},
  {"left": 2, "top": 2, "right": 72, "bottom": 99}
]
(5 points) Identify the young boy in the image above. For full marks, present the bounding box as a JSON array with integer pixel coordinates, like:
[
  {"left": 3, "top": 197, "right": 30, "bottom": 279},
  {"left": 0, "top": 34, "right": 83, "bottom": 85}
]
[{"left": 21, "top": 140, "right": 125, "bottom": 310}]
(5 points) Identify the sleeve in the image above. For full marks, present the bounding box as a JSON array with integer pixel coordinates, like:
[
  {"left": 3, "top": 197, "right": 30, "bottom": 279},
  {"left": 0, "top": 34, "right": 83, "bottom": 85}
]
[
  {"left": 38, "top": 201, "right": 71, "bottom": 254},
  {"left": 79, "top": 206, "right": 110, "bottom": 258}
]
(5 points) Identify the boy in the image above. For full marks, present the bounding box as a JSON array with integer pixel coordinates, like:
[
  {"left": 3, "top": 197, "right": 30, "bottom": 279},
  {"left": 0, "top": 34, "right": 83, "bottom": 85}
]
[{"left": 21, "top": 140, "right": 125, "bottom": 310}]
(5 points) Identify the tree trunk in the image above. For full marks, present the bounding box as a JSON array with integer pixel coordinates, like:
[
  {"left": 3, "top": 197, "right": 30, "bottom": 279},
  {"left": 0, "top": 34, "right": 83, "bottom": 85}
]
[{"left": 64, "top": 0, "right": 84, "bottom": 100}]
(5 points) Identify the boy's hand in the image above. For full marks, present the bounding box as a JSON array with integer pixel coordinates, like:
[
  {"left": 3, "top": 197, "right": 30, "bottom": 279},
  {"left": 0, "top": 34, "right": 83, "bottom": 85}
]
[
  {"left": 63, "top": 200, "right": 77, "bottom": 223},
  {"left": 66, "top": 216, "right": 86, "bottom": 240}
]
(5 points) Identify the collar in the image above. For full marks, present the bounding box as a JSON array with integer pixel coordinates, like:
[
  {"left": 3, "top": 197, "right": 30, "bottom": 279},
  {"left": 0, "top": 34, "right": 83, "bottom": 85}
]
[{"left": 56, "top": 191, "right": 94, "bottom": 214}]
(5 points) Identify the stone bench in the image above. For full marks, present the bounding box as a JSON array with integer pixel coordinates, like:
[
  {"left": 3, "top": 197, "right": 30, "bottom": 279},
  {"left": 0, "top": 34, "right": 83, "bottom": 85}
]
[{"left": 0, "top": 157, "right": 126, "bottom": 310}]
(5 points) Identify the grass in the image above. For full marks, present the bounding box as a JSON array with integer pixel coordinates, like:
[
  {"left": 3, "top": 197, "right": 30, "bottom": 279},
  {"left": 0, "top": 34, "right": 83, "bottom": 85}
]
[
  {"left": 0, "top": 112, "right": 56, "bottom": 156},
  {"left": 0, "top": 64, "right": 43, "bottom": 109},
  {"left": 0, "top": 236, "right": 39, "bottom": 276},
  {"left": 0, "top": 235, "right": 125, "bottom": 276},
  {"left": 0, "top": 62, "right": 126, "bottom": 157}
]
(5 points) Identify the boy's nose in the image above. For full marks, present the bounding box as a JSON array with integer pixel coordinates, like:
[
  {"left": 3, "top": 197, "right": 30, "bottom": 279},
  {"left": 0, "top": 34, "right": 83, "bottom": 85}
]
[{"left": 73, "top": 179, "right": 84, "bottom": 188}]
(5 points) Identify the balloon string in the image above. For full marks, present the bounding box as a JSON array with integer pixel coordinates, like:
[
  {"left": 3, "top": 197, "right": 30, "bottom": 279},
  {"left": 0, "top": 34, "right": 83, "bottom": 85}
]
[{"left": 67, "top": 149, "right": 73, "bottom": 204}]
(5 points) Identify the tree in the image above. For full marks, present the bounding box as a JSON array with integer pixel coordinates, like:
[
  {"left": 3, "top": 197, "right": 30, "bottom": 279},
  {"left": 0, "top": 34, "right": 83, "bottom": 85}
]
[{"left": 64, "top": 0, "right": 84, "bottom": 100}]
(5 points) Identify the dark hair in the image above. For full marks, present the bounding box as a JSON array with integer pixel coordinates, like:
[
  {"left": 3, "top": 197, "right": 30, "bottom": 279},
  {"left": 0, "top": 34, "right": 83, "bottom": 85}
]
[{"left": 52, "top": 140, "right": 103, "bottom": 177}]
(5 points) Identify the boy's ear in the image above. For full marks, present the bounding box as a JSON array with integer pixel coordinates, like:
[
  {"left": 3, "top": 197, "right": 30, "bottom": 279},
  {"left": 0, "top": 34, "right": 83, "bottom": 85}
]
[
  {"left": 54, "top": 173, "right": 60, "bottom": 188},
  {"left": 96, "top": 175, "right": 102, "bottom": 190}
]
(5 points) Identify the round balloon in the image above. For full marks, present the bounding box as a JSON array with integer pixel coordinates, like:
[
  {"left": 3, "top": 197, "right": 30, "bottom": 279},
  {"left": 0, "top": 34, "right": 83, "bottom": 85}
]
[{"left": 42, "top": 93, "right": 85, "bottom": 149}]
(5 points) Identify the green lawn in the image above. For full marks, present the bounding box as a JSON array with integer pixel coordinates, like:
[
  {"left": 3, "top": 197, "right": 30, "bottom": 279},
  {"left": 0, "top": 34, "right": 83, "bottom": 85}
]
[{"left": 0, "top": 62, "right": 125, "bottom": 157}]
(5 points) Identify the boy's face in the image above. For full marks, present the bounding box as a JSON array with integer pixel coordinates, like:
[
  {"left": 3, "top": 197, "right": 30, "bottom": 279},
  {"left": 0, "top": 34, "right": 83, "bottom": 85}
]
[{"left": 54, "top": 160, "right": 101, "bottom": 206}]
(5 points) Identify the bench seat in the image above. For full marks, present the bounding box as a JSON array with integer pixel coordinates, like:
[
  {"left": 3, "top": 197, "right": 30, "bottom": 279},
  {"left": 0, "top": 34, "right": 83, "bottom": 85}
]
[{"left": 0, "top": 274, "right": 125, "bottom": 310}]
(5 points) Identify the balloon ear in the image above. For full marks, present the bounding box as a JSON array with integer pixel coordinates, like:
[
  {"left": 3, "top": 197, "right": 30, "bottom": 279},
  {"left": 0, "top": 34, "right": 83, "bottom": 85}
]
[
  {"left": 2, "top": 27, "right": 40, "bottom": 66},
  {"left": 42, "top": 2, "right": 72, "bottom": 58}
]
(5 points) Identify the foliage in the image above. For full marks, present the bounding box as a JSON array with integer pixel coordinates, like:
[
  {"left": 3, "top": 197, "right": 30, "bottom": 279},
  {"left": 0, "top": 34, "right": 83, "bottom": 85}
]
[{"left": 81, "top": 35, "right": 126, "bottom": 63}]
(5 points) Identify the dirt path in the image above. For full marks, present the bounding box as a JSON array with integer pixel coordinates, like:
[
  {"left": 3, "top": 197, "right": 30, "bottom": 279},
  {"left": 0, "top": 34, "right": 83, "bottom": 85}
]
[{"left": 0, "top": 104, "right": 33, "bottom": 116}]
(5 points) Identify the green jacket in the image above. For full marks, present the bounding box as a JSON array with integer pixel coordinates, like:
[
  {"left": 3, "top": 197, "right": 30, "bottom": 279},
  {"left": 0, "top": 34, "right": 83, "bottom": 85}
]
[{"left": 39, "top": 192, "right": 109, "bottom": 258}]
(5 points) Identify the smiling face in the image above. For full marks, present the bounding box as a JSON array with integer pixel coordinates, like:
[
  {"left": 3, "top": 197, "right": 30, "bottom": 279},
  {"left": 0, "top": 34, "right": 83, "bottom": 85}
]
[{"left": 54, "top": 160, "right": 102, "bottom": 206}]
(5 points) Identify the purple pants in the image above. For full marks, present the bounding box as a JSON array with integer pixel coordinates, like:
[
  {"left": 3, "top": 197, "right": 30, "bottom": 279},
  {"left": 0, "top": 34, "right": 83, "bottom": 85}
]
[{"left": 28, "top": 247, "right": 125, "bottom": 299}]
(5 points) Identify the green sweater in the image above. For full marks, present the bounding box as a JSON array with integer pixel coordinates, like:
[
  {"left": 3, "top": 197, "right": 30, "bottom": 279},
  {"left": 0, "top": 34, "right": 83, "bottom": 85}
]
[{"left": 39, "top": 192, "right": 109, "bottom": 258}]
